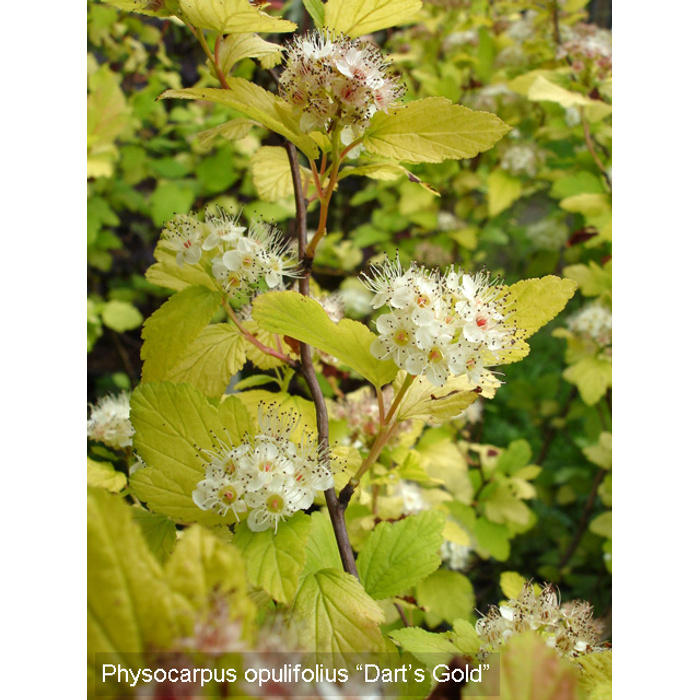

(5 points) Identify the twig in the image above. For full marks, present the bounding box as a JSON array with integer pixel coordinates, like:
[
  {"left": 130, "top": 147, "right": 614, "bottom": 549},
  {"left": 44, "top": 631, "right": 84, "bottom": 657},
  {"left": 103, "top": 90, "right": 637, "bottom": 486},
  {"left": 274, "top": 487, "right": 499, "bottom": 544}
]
[
  {"left": 285, "top": 141, "right": 359, "bottom": 579},
  {"left": 558, "top": 469, "right": 606, "bottom": 570}
]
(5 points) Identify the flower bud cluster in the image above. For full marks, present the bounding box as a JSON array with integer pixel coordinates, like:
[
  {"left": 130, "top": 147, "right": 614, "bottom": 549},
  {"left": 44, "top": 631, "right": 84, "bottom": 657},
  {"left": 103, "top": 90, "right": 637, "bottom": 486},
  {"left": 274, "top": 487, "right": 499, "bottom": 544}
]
[
  {"left": 160, "top": 210, "right": 298, "bottom": 299},
  {"left": 87, "top": 392, "right": 134, "bottom": 450},
  {"left": 362, "top": 258, "right": 518, "bottom": 387},
  {"left": 193, "top": 411, "right": 334, "bottom": 533},
  {"left": 476, "top": 582, "right": 602, "bottom": 658},
  {"left": 567, "top": 303, "right": 612, "bottom": 347},
  {"left": 278, "top": 30, "right": 405, "bottom": 136}
]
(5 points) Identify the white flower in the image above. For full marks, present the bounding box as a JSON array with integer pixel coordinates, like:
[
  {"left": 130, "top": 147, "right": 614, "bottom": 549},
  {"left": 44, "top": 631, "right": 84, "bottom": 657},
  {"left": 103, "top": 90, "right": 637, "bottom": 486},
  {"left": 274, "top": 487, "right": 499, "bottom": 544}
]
[
  {"left": 87, "top": 392, "right": 134, "bottom": 450},
  {"left": 193, "top": 474, "right": 248, "bottom": 520},
  {"left": 245, "top": 477, "right": 296, "bottom": 533},
  {"left": 202, "top": 210, "right": 246, "bottom": 252},
  {"left": 161, "top": 214, "right": 204, "bottom": 267}
]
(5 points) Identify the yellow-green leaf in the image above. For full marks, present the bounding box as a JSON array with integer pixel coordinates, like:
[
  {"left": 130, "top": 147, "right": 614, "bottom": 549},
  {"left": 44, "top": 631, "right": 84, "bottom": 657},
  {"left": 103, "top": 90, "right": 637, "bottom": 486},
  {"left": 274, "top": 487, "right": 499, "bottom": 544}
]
[
  {"left": 389, "top": 627, "right": 458, "bottom": 665},
  {"left": 179, "top": 0, "right": 296, "bottom": 34},
  {"left": 197, "top": 118, "right": 256, "bottom": 149},
  {"left": 161, "top": 82, "right": 319, "bottom": 159},
  {"left": 589, "top": 512, "right": 612, "bottom": 539},
  {"left": 303, "top": 511, "right": 344, "bottom": 576},
  {"left": 487, "top": 169, "right": 523, "bottom": 217},
  {"left": 146, "top": 241, "right": 220, "bottom": 293},
  {"left": 234, "top": 389, "right": 317, "bottom": 440},
  {"left": 527, "top": 75, "right": 596, "bottom": 108},
  {"left": 416, "top": 569, "right": 475, "bottom": 628},
  {"left": 166, "top": 324, "right": 246, "bottom": 398},
  {"left": 101, "top": 0, "right": 179, "bottom": 18},
  {"left": 218, "top": 33, "right": 283, "bottom": 74},
  {"left": 357, "top": 511, "right": 445, "bottom": 600},
  {"left": 88, "top": 489, "right": 176, "bottom": 692},
  {"left": 324, "top": 0, "right": 422, "bottom": 38},
  {"left": 87, "top": 458, "right": 127, "bottom": 493},
  {"left": 364, "top": 97, "right": 510, "bottom": 164},
  {"left": 141, "top": 286, "right": 223, "bottom": 383},
  {"left": 394, "top": 370, "right": 498, "bottom": 425},
  {"left": 250, "top": 146, "right": 312, "bottom": 202},
  {"left": 291, "top": 569, "right": 385, "bottom": 658},
  {"left": 234, "top": 512, "right": 312, "bottom": 604},
  {"left": 252, "top": 291, "right": 398, "bottom": 388},
  {"left": 500, "top": 632, "right": 580, "bottom": 700},
  {"left": 500, "top": 571, "right": 527, "bottom": 600},
  {"left": 129, "top": 382, "right": 250, "bottom": 526},
  {"left": 563, "top": 355, "right": 612, "bottom": 405},
  {"left": 165, "top": 524, "right": 255, "bottom": 631},
  {"left": 583, "top": 431, "right": 612, "bottom": 470}
]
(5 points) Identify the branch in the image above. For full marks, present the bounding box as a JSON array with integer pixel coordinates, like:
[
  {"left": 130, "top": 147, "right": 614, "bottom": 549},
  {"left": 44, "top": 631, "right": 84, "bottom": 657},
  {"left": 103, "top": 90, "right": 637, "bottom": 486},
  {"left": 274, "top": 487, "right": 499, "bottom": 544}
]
[{"left": 285, "top": 141, "right": 359, "bottom": 579}]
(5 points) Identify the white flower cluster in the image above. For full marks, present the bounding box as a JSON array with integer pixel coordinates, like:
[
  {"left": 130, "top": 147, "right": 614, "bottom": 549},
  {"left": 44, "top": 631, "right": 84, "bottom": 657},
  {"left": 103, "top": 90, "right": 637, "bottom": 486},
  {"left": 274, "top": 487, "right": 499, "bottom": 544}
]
[
  {"left": 500, "top": 143, "right": 541, "bottom": 178},
  {"left": 567, "top": 303, "right": 612, "bottom": 347},
  {"left": 278, "top": 30, "right": 404, "bottom": 138},
  {"left": 476, "top": 582, "right": 602, "bottom": 658},
  {"left": 161, "top": 210, "right": 297, "bottom": 298},
  {"left": 560, "top": 23, "right": 612, "bottom": 82},
  {"left": 362, "top": 258, "right": 518, "bottom": 387},
  {"left": 193, "top": 411, "right": 334, "bottom": 533},
  {"left": 87, "top": 392, "right": 134, "bottom": 450},
  {"left": 440, "top": 540, "right": 472, "bottom": 571},
  {"left": 526, "top": 219, "right": 568, "bottom": 251}
]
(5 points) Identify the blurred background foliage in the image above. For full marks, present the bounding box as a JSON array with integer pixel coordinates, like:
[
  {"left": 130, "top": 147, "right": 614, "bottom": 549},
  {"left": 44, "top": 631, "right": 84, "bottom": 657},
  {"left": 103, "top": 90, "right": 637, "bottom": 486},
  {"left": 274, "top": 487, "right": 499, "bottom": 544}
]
[{"left": 87, "top": 0, "right": 611, "bottom": 629}]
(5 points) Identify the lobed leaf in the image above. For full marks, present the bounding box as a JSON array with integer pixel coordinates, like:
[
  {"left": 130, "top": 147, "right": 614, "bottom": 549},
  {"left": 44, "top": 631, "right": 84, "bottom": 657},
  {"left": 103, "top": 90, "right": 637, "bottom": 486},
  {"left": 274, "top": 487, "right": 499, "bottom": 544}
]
[
  {"left": 141, "top": 286, "right": 223, "bottom": 383},
  {"left": 233, "top": 512, "right": 312, "bottom": 604},
  {"left": 165, "top": 324, "right": 246, "bottom": 398},
  {"left": 291, "top": 569, "right": 385, "bottom": 658},
  {"left": 161, "top": 82, "right": 319, "bottom": 160},
  {"left": 252, "top": 291, "right": 398, "bottom": 388},
  {"left": 356, "top": 510, "right": 445, "bottom": 600},
  {"left": 179, "top": 0, "right": 296, "bottom": 34}
]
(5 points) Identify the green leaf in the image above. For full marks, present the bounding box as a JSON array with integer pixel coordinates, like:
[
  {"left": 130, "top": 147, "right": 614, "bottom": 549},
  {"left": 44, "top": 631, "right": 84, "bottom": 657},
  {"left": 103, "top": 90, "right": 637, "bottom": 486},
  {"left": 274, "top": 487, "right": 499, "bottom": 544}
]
[
  {"left": 179, "top": 0, "right": 296, "bottom": 34},
  {"left": 589, "top": 512, "right": 612, "bottom": 539},
  {"left": 101, "top": 300, "right": 144, "bottom": 333},
  {"left": 577, "top": 650, "right": 612, "bottom": 699},
  {"left": 291, "top": 569, "right": 385, "bottom": 658},
  {"left": 165, "top": 324, "right": 246, "bottom": 398},
  {"left": 234, "top": 389, "right": 317, "bottom": 440},
  {"left": 473, "top": 518, "right": 511, "bottom": 561},
  {"left": 165, "top": 525, "right": 255, "bottom": 630},
  {"left": 357, "top": 511, "right": 445, "bottom": 600},
  {"left": 252, "top": 291, "right": 398, "bottom": 388},
  {"left": 487, "top": 170, "right": 522, "bottom": 218},
  {"left": 415, "top": 569, "right": 475, "bottom": 628},
  {"left": 88, "top": 489, "right": 176, "bottom": 683},
  {"left": 233, "top": 512, "right": 312, "bottom": 604},
  {"left": 101, "top": 0, "right": 179, "bottom": 18},
  {"left": 563, "top": 355, "right": 612, "bottom": 405},
  {"left": 161, "top": 81, "right": 319, "bottom": 160},
  {"left": 364, "top": 98, "right": 510, "bottom": 164},
  {"left": 389, "top": 627, "right": 458, "bottom": 666},
  {"left": 129, "top": 382, "right": 249, "bottom": 526},
  {"left": 141, "top": 286, "right": 222, "bottom": 383},
  {"left": 324, "top": 0, "right": 422, "bottom": 38},
  {"left": 583, "top": 431, "right": 612, "bottom": 470},
  {"left": 303, "top": 511, "right": 344, "bottom": 576},
  {"left": 500, "top": 632, "right": 580, "bottom": 700},
  {"left": 451, "top": 618, "right": 481, "bottom": 654},
  {"left": 87, "top": 458, "right": 127, "bottom": 493},
  {"left": 131, "top": 509, "right": 177, "bottom": 565}
]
